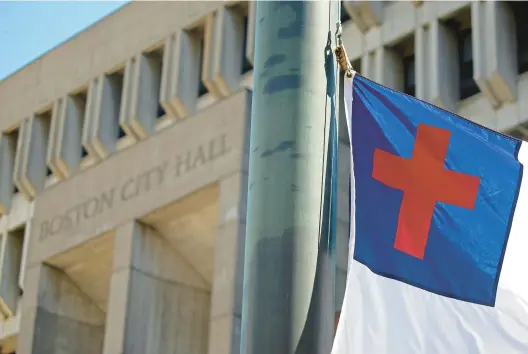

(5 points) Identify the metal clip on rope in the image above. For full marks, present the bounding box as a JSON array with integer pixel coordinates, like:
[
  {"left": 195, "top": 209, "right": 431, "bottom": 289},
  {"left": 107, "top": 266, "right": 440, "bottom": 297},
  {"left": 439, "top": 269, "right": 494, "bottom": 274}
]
[{"left": 334, "top": 22, "right": 353, "bottom": 78}]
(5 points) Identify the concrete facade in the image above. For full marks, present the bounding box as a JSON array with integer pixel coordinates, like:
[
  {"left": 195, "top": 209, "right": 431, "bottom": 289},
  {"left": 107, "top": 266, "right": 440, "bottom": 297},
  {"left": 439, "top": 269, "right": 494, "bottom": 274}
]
[{"left": 0, "top": 1, "right": 527, "bottom": 353}]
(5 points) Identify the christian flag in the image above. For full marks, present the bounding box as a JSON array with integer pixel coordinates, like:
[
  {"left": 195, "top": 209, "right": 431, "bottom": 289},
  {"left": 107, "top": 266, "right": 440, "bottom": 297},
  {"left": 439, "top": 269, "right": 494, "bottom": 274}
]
[{"left": 332, "top": 73, "right": 528, "bottom": 353}]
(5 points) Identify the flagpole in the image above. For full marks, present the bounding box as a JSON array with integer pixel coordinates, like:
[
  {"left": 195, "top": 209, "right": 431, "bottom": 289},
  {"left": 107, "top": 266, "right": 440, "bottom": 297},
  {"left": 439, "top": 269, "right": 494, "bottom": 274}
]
[{"left": 240, "top": 1, "right": 340, "bottom": 353}]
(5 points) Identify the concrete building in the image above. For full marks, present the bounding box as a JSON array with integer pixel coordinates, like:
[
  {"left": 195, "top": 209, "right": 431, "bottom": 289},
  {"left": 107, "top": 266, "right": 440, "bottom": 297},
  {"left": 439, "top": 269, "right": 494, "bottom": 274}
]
[{"left": 0, "top": 1, "right": 527, "bottom": 353}]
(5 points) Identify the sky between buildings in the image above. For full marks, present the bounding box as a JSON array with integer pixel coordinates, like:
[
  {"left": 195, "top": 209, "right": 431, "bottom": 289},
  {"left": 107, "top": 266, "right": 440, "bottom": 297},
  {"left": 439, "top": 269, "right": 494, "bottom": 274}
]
[{"left": 0, "top": 1, "right": 129, "bottom": 81}]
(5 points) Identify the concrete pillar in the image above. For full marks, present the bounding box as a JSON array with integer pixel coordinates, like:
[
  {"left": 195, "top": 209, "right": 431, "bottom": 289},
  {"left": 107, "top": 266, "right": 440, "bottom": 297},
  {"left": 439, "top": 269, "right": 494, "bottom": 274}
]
[
  {"left": 17, "top": 264, "right": 106, "bottom": 354},
  {"left": 103, "top": 221, "right": 210, "bottom": 354},
  {"left": 429, "top": 19, "right": 459, "bottom": 113},
  {"left": 472, "top": 1, "right": 517, "bottom": 107},
  {"left": 208, "top": 172, "right": 247, "bottom": 354}
]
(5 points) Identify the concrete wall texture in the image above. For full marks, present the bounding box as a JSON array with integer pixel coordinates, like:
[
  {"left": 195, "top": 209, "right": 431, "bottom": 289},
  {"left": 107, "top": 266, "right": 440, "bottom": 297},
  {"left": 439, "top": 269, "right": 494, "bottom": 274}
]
[{"left": 0, "top": 1, "right": 526, "bottom": 353}]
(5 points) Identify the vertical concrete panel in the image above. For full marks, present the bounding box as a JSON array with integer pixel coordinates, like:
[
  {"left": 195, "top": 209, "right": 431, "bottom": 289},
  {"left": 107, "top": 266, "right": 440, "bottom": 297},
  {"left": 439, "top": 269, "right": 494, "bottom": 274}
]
[
  {"left": 208, "top": 172, "right": 247, "bottom": 354},
  {"left": 48, "top": 94, "right": 86, "bottom": 178},
  {"left": 379, "top": 47, "right": 404, "bottom": 91},
  {"left": 163, "top": 30, "right": 200, "bottom": 119},
  {"left": 202, "top": 11, "right": 226, "bottom": 99},
  {"left": 246, "top": 1, "right": 256, "bottom": 65},
  {"left": 0, "top": 226, "right": 24, "bottom": 316},
  {"left": 429, "top": 19, "right": 458, "bottom": 113},
  {"left": 47, "top": 98, "right": 65, "bottom": 179},
  {"left": 121, "top": 52, "right": 162, "bottom": 140},
  {"left": 0, "top": 134, "right": 15, "bottom": 214},
  {"left": 103, "top": 221, "right": 210, "bottom": 354},
  {"left": 415, "top": 24, "right": 430, "bottom": 102},
  {"left": 13, "top": 117, "right": 32, "bottom": 200},
  {"left": 86, "top": 73, "right": 124, "bottom": 159},
  {"left": 215, "top": 6, "right": 244, "bottom": 97},
  {"left": 17, "top": 112, "right": 52, "bottom": 199},
  {"left": 486, "top": 1, "right": 517, "bottom": 103},
  {"left": 83, "top": 77, "right": 103, "bottom": 161},
  {"left": 17, "top": 264, "right": 106, "bottom": 354}
]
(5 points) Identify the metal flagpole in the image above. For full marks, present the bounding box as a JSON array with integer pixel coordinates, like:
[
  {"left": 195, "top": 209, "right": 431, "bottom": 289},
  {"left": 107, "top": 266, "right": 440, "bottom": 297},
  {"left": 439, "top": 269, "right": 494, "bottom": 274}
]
[{"left": 240, "top": 1, "right": 340, "bottom": 353}]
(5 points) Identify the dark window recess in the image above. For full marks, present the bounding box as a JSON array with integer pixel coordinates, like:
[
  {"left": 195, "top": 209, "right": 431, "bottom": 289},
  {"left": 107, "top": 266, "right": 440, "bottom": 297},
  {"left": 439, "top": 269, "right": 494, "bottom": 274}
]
[
  {"left": 156, "top": 103, "right": 165, "bottom": 119},
  {"left": 511, "top": 2, "right": 528, "bottom": 74},
  {"left": 13, "top": 184, "right": 18, "bottom": 194},
  {"left": 458, "top": 28, "right": 479, "bottom": 99},
  {"left": 351, "top": 58, "right": 361, "bottom": 75},
  {"left": 241, "top": 15, "right": 253, "bottom": 75},
  {"left": 341, "top": 1, "right": 351, "bottom": 23},
  {"left": 46, "top": 166, "right": 52, "bottom": 177},
  {"left": 81, "top": 145, "right": 88, "bottom": 158},
  {"left": 118, "top": 126, "right": 126, "bottom": 139},
  {"left": 198, "top": 39, "right": 209, "bottom": 97},
  {"left": 403, "top": 55, "right": 416, "bottom": 97}
]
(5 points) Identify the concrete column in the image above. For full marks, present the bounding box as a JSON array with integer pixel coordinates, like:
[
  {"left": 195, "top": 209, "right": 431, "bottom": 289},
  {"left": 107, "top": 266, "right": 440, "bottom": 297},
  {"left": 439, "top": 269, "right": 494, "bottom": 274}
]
[
  {"left": 472, "top": 1, "right": 517, "bottom": 107},
  {"left": 103, "top": 221, "right": 210, "bottom": 354},
  {"left": 208, "top": 172, "right": 247, "bottom": 354},
  {"left": 17, "top": 264, "right": 106, "bottom": 354},
  {"left": 429, "top": 19, "right": 459, "bottom": 113}
]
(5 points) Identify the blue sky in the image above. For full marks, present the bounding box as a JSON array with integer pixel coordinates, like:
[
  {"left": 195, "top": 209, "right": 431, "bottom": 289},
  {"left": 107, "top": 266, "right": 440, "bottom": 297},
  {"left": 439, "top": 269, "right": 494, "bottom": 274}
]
[{"left": 0, "top": 1, "right": 129, "bottom": 81}]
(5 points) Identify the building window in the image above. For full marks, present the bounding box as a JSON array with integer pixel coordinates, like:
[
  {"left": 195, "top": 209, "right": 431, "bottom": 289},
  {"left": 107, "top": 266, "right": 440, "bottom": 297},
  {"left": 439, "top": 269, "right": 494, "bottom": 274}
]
[
  {"left": 341, "top": 1, "right": 351, "bottom": 23},
  {"left": 510, "top": 2, "right": 528, "bottom": 74},
  {"left": 446, "top": 9, "right": 479, "bottom": 100},
  {"left": 388, "top": 33, "right": 415, "bottom": 95},
  {"left": 198, "top": 38, "right": 208, "bottom": 97},
  {"left": 241, "top": 14, "right": 253, "bottom": 75},
  {"left": 458, "top": 28, "right": 478, "bottom": 99},
  {"left": 351, "top": 58, "right": 361, "bottom": 75},
  {"left": 403, "top": 55, "right": 415, "bottom": 96},
  {"left": 107, "top": 70, "right": 126, "bottom": 139}
]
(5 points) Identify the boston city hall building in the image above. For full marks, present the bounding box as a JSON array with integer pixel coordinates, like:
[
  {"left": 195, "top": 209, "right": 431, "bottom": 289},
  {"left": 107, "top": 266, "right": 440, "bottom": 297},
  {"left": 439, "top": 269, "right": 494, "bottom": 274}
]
[{"left": 0, "top": 1, "right": 528, "bottom": 353}]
